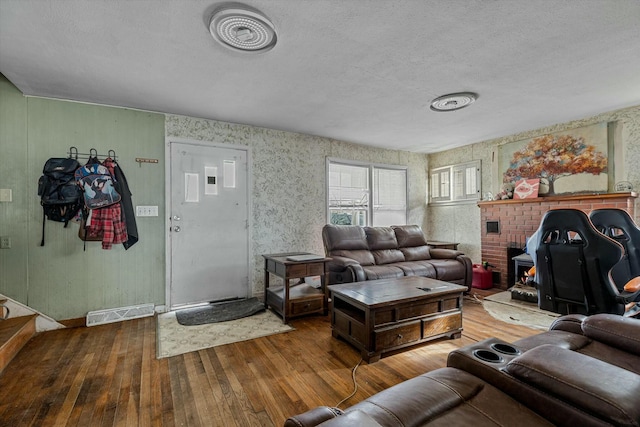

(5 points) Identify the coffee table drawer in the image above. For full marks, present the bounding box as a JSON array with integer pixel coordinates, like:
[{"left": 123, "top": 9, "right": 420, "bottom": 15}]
[
  {"left": 422, "top": 312, "right": 462, "bottom": 337},
  {"left": 441, "top": 295, "right": 461, "bottom": 311},
  {"left": 374, "top": 321, "right": 421, "bottom": 352}
]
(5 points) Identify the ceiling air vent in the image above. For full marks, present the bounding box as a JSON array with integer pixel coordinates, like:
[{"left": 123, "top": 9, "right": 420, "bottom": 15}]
[
  {"left": 430, "top": 92, "right": 478, "bottom": 112},
  {"left": 209, "top": 6, "right": 277, "bottom": 53}
]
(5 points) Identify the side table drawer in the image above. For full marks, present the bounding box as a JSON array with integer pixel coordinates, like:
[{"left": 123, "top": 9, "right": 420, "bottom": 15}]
[
  {"left": 374, "top": 321, "right": 421, "bottom": 352},
  {"left": 290, "top": 297, "right": 323, "bottom": 316},
  {"left": 286, "top": 262, "right": 325, "bottom": 278},
  {"left": 307, "top": 263, "right": 325, "bottom": 276}
]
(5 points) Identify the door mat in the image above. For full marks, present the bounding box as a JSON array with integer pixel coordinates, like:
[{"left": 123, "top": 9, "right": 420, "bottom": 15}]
[
  {"left": 482, "top": 291, "right": 560, "bottom": 331},
  {"left": 176, "top": 297, "right": 265, "bottom": 326},
  {"left": 156, "top": 309, "right": 294, "bottom": 358}
]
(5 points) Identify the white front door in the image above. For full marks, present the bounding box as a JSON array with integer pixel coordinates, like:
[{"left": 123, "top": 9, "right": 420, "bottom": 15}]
[{"left": 167, "top": 139, "right": 250, "bottom": 309}]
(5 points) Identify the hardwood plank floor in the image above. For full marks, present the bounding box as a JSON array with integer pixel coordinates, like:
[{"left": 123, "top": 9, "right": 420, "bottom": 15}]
[{"left": 0, "top": 290, "right": 539, "bottom": 427}]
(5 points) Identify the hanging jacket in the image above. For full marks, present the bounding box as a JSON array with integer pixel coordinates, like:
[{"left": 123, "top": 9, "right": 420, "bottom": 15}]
[
  {"left": 112, "top": 161, "right": 138, "bottom": 249},
  {"left": 88, "top": 158, "right": 127, "bottom": 250}
]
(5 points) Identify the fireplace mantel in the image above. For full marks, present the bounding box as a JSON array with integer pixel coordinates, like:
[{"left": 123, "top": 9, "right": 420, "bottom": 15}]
[
  {"left": 478, "top": 192, "right": 637, "bottom": 289},
  {"left": 478, "top": 192, "right": 637, "bottom": 207}
]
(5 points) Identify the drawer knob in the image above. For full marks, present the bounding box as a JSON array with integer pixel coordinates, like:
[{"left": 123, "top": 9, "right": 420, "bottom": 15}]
[{"left": 397, "top": 334, "right": 403, "bottom": 339}]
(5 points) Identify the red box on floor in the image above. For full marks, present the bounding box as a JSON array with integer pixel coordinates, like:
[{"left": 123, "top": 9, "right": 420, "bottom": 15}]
[{"left": 472, "top": 264, "right": 493, "bottom": 289}]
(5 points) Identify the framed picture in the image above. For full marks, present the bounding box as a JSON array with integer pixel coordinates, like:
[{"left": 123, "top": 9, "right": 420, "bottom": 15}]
[
  {"left": 498, "top": 122, "right": 611, "bottom": 196},
  {"left": 513, "top": 178, "right": 540, "bottom": 199}
]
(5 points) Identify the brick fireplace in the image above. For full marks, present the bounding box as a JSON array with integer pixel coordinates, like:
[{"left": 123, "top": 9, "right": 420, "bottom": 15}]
[{"left": 478, "top": 192, "right": 638, "bottom": 289}]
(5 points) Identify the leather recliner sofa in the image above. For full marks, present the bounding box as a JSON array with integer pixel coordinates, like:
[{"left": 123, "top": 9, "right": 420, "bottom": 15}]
[
  {"left": 322, "top": 224, "right": 472, "bottom": 290},
  {"left": 285, "top": 313, "right": 640, "bottom": 427}
]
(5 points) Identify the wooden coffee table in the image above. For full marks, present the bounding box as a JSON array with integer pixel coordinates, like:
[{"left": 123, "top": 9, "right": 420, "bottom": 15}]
[{"left": 329, "top": 276, "right": 466, "bottom": 362}]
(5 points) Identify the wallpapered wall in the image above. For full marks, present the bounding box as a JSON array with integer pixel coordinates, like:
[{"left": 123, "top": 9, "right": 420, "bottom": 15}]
[
  {"left": 0, "top": 71, "right": 429, "bottom": 320},
  {"left": 427, "top": 105, "right": 640, "bottom": 264},
  {"left": 165, "top": 115, "right": 429, "bottom": 300}
]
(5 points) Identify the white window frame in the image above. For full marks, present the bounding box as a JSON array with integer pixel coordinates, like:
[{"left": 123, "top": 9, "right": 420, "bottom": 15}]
[
  {"left": 326, "top": 158, "right": 408, "bottom": 226},
  {"left": 429, "top": 160, "right": 481, "bottom": 205}
]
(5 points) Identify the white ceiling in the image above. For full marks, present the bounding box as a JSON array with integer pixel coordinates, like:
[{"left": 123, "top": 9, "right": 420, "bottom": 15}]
[{"left": 1, "top": 0, "right": 639, "bottom": 153}]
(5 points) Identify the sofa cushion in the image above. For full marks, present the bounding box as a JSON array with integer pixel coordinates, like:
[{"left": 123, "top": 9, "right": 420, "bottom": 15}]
[
  {"left": 365, "top": 227, "right": 398, "bottom": 250},
  {"left": 400, "top": 245, "right": 431, "bottom": 261},
  {"left": 347, "top": 368, "right": 554, "bottom": 427},
  {"left": 425, "top": 259, "right": 467, "bottom": 282},
  {"left": 581, "top": 313, "right": 640, "bottom": 355},
  {"left": 395, "top": 261, "right": 437, "bottom": 278},
  {"left": 361, "top": 265, "right": 405, "bottom": 280},
  {"left": 371, "top": 249, "right": 405, "bottom": 265},
  {"left": 331, "top": 249, "right": 375, "bottom": 266},
  {"left": 323, "top": 225, "right": 368, "bottom": 251},
  {"left": 392, "top": 225, "right": 428, "bottom": 247},
  {"left": 505, "top": 345, "right": 640, "bottom": 427}
]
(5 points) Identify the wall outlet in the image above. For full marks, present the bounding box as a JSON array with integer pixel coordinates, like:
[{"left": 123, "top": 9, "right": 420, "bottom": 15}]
[
  {"left": 136, "top": 206, "right": 159, "bottom": 217},
  {"left": 0, "top": 189, "right": 12, "bottom": 202},
  {"left": 0, "top": 236, "right": 11, "bottom": 249}
]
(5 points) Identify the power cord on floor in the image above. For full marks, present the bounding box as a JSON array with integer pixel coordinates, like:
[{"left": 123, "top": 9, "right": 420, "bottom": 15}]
[
  {"left": 335, "top": 357, "right": 363, "bottom": 409},
  {"left": 464, "top": 293, "right": 483, "bottom": 304}
]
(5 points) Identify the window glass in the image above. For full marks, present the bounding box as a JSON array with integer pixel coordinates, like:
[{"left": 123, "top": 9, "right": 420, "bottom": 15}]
[{"left": 328, "top": 160, "right": 407, "bottom": 226}]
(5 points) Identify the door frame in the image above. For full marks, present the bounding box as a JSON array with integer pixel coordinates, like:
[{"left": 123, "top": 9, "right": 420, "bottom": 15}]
[{"left": 164, "top": 137, "right": 253, "bottom": 310}]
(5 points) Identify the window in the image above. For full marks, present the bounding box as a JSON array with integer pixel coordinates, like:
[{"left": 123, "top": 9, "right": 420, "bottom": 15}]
[
  {"left": 327, "top": 159, "right": 407, "bottom": 226},
  {"left": 429, "top": 160, "right": 481, "bottom": 204}
]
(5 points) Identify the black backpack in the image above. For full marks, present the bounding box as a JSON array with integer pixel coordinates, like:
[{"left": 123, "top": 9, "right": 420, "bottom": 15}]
[{"left": 37, "top": 157, "right": 83, "bottom": 246}]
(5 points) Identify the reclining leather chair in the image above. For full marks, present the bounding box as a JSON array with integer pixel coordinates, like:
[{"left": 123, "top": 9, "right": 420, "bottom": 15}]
[
  {"left": 533, "top": 209, "right": 639, "bottom": 315},
  {"left": 589, "top": 208, "right": 640, "bottom": 288}
]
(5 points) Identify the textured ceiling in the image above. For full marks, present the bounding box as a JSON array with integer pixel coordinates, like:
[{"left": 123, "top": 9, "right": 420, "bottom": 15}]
[{"left": 1, "top": 0, "right": 639, "bottom": 153}]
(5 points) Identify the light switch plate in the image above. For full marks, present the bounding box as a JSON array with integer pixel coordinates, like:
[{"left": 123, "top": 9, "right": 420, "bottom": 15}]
[
  {"left": 0, "top": 189, "right": 12, "bottom": 202},
  {"left": 136, "top": 206, "right": 159, "bottom": 217}
]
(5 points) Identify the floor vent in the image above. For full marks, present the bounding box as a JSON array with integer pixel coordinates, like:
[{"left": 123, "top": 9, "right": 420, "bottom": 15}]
[{"left": 86, "top": 303, "right": 155, "bottom": 327}]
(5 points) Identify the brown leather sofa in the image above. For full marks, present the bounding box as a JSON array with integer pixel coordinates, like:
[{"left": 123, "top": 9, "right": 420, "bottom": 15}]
[
  {"left": 284, "top": 314, "right": 640, "bottom": 427},
  {"left": 513, "top": 313, "right": 640, "bottom": 374},
  {"left": 322, "top": 224, "right": 472, "bottom": 290}
]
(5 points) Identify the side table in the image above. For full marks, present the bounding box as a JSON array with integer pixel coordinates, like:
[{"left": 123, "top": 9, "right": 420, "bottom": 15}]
[
  {"left": 262, "top": 252, "right": 330, "bottom": 323},
  {"left": 427, "top": 241, "right": 459, "bottom": 250}
]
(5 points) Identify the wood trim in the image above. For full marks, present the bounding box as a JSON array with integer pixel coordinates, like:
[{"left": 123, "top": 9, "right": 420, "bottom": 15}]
[
  {"left": 58, "top": 317, "right": 86, "bottom": 328},
  {"left": 478, "top": 192, "right": 637, "bottom": 207},
  {"left": 0, "top": 315, "right": 36, "bottom": 373}
]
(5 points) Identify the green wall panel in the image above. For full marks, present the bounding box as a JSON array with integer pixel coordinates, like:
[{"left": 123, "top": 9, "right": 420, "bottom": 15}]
[
  {"left": 0, "top": 75, "right": 29, "bottom": 303},
  {"left": 0, "top": 75, "right": 166, "bottom": 319}
]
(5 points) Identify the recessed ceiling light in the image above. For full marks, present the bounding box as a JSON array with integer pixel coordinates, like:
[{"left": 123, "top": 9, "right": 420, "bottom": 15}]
[
  {"left": 430, "top": 92, "right": 478, "bottom": 112},
  {"left": 209, "top": 6, "right": 277, "bottom": 53}
]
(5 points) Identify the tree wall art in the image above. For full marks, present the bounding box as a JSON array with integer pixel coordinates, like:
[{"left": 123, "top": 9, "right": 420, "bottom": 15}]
[{"left": 499, "top": 122, "right": 611, "bottom": 196}]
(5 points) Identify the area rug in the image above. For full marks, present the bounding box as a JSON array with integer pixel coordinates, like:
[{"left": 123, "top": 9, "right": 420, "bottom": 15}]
[
  {"left": 156, "top": 309, "right": 294, "bottom": 359},
  {"left": 176, "top": 297, "right": 265, "bottom": 326},
  {"left": 482, "top": 291, "right": 560, "bottom": 331}
]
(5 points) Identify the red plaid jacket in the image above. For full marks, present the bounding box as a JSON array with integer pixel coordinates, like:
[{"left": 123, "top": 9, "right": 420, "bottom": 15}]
[{"left": 86, "top": 158, "right": 128, "bottom": 249}]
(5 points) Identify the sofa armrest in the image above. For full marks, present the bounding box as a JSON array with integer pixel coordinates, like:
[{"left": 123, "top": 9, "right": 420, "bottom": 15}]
[
  {"left": 326, "top": 256, "right": 358, "bottom": 284},
  {"left": 548, "top": 314, "right": 587, "bottom": 335},
  {"left": 505, "top": 344, "right": 640, "bottom": 427},
  {"left": 581, "top": 313, "right": 640, "bottom": 355},
  {"left": 429, "top": 248, "right": 464, "bottom": 259},
  {"left": 284, "top": 406, "right": 343, "bottom": 427}
]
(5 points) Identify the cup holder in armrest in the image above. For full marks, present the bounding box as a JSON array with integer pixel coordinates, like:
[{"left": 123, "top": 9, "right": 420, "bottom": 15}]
[
  {"left": 490, "top": 343, "right": 521, "bottom": 356},
  {"left": 473, "top": 349, "right": 503, "bottom": 363}
]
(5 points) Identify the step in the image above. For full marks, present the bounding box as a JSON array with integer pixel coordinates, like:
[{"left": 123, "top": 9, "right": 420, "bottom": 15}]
[{"left": 0, "top": 314, "right": 37, "bottom": 373}]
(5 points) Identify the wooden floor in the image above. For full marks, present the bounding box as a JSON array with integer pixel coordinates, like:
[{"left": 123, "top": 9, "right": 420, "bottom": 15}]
[{"left": 0, "top": 290, "right": 539, "bottom": 427}]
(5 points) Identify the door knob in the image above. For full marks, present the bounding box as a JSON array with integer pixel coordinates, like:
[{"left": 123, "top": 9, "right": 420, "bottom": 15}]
[
  {"left": 173, "top": 226, "right": 181, "bottom": 232},
  {"left": 173, "top": 215, "right": 181, "bottom": 221}
]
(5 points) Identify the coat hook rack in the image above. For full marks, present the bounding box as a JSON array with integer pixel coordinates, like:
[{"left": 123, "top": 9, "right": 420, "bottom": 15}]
[
  {"left": 135, "top": 157, "right": 159, "bottom": 167},
  {"left": 67, "top": 146, "right": 118, "bottom": 161}
]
